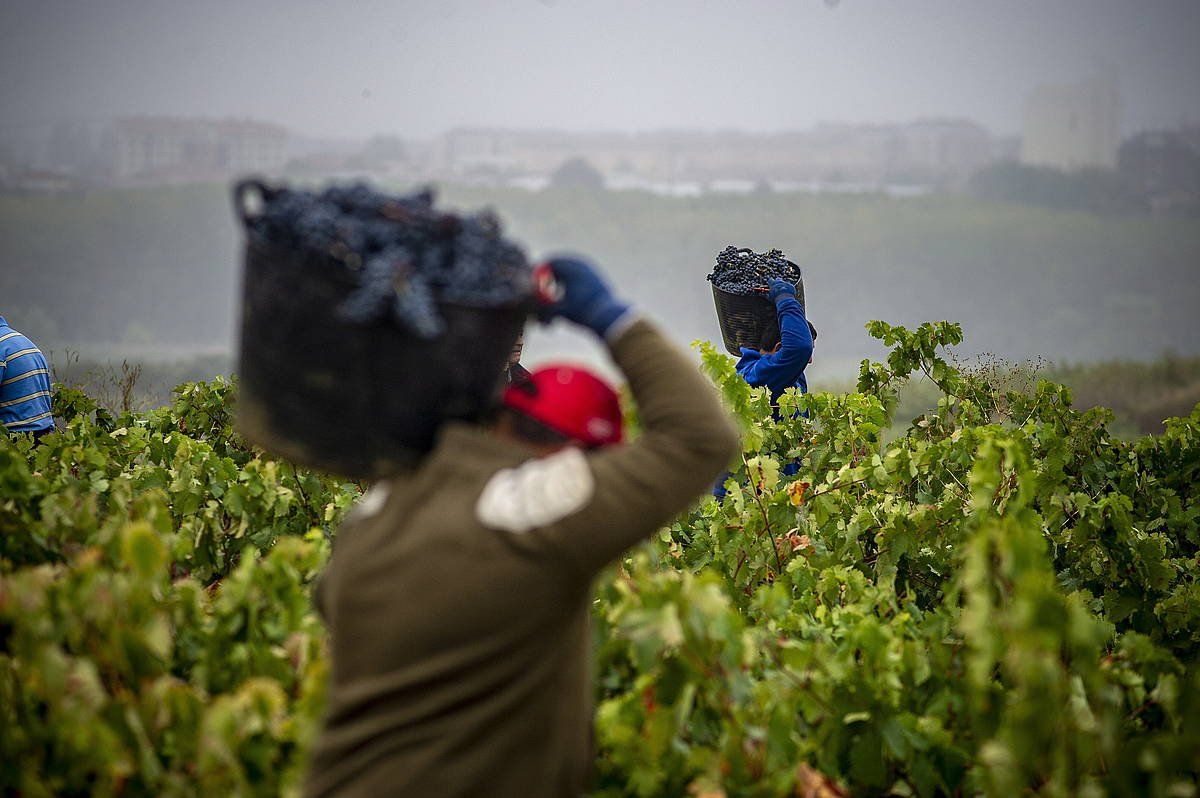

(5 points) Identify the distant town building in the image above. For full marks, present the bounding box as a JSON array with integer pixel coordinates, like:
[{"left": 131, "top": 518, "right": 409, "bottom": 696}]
[
  {"left": 438, "top": 121, "right": 998, "bottom": 188},
  {"left": 112, "top": 117, "right": 288, "bottom": 181},
  {"left": 890, "top": 119, "right": 994, "bottom": 182},
  {"left": 1021, "top": 75, "right": 1121, "bottom": 170},
  {"left": 5, "top": 116, "right": 1003, "bottom": 191}
]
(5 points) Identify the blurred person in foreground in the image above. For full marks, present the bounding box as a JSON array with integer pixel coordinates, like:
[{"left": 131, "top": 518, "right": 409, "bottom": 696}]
[
  {"left": 305, "top": 256, "right": 739, "bottom": 798},
  {"left": 0, "top": 314, "right": 54, "bottom": 441},
  {"left": 714, "top": 278, "right": 814, "bottom": 498}
]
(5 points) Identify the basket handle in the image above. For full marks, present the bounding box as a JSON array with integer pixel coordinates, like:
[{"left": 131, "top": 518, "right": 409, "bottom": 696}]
[{"left": 232, "top": 179, "right": 276, "bottom": 228}]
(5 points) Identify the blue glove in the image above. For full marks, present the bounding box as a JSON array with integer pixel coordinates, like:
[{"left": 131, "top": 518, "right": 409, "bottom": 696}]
[
  {"left": 768, "top": 278, "right": 796, "bottom": 303},
  {"left": 539, "top": 255, "right": 631, "bottom": 338}
]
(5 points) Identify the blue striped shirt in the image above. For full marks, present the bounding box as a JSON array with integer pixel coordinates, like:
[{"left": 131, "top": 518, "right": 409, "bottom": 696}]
[{"left": 0, "top": 316, "right": 54, "bottom": 434}]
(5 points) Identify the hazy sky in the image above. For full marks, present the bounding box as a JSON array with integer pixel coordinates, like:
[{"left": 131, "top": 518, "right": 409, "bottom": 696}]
[{"left": 2, "top": 0, "right": 1198, "bottom": 139}]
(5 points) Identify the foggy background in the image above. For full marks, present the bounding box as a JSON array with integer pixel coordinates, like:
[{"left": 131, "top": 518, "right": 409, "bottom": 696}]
[
  {"left": 2, "top": 0, "right": 1199, "bottom": 385},
  {"left": 5, "top": 1, "right": 1199, "bottom": 138}
]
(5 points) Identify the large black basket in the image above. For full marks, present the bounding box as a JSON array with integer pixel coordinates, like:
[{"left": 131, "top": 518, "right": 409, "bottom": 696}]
[
  {"left": 233, "top": 183, "right": 529, "bottom": 480},
  {"left": 711, "top": 273, "right": 805, "bottom": 356}
]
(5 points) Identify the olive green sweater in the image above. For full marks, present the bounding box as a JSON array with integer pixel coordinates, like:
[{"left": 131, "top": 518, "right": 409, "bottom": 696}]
[{"left": 304, "top": 318, "right": 740, "bottom": 798}]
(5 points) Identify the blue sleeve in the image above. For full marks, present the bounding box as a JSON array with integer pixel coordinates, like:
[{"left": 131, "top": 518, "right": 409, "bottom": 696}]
[{"left": 760, "top": 296, "right": 813, "bottom": 378}]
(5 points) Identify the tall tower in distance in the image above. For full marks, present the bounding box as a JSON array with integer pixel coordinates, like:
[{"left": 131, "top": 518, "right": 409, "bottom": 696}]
[{"left": 1020, "top": 73, "right": 1121, "bottom": 170}]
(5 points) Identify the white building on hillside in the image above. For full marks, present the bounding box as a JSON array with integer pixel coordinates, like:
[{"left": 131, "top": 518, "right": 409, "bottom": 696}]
[{"left": 1021, "top": 75, "right": 1121, "bottom": 170}]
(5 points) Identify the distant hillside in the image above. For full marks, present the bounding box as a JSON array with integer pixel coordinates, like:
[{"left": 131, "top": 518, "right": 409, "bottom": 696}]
[{"left": 2, "top": 184, "right": 1198, "bottom": 367}]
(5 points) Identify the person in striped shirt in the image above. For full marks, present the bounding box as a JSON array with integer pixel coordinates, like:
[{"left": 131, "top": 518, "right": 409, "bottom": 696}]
[{"left": 0, "top": 315, "right": 54, "bottom": 439}]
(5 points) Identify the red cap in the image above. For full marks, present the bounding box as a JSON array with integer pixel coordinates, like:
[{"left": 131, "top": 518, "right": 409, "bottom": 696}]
[{"left": 502, "top": 364, "right": 623, "bottom": 447}]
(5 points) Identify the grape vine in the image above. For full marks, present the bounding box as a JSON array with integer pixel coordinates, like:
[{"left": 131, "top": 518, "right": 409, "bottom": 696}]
[{"left": 2, "top": 321, "right": 1198, "bottom": 797}]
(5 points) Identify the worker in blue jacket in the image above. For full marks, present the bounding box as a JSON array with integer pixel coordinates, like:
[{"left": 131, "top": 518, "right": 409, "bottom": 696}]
[
  {"left": 0, "top": 315, "right": 55, "bottom": 440},
  {"left": 714, "top": 278, "right": 814, "bottom": 498},
  {"left": 735, "top": 278, "right": 814, "bottom": 401}
]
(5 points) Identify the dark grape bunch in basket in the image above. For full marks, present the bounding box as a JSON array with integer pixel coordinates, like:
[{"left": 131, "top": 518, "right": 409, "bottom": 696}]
[
  {"left": 706, "top": 245, "right": 801, "bottom": 295},
  {"left": 246, "top": 183, "right": 530, "bottom": 339}
]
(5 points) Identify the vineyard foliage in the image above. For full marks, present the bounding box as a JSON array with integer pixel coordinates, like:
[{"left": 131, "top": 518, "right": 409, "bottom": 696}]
[
  {"left": 2, "top": 322, "right": 1199, "bottom": 797},
  {"left": 0, "top": 380, "right": 357, "bottom": 797}
]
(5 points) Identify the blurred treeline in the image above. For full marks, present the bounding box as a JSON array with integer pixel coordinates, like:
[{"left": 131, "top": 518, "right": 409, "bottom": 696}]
[
  {"left": 968, "top": 161, "right": 1200, "bottom": 217},
  {"left": 879, "top": 352, "right": 1200, "bottom": 438},
  {"left": 2, "top": 182, "right": 1197, "bottom": 367},
  {"left": 50, "top": 353, "right": 233, "bottom": 413}
]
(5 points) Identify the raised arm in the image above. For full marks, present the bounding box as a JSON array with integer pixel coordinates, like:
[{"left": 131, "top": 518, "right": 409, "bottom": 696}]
[
  {"left": 497, "top": 257, "right": 739, "bottom": 575},
  {"left": 552, "top": 316, "right": 740, "bottom": 572},
  {"left": 764, "top": 280, "right": 813, "bottom": 373}
]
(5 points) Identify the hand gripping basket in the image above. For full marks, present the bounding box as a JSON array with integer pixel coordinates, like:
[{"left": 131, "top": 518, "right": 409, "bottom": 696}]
[
  {"left": 711, "top": 268, "right": 805, "bottom": 356},
  {"left": 232, "top": 180, "right": 530, "bottom": 480}
]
